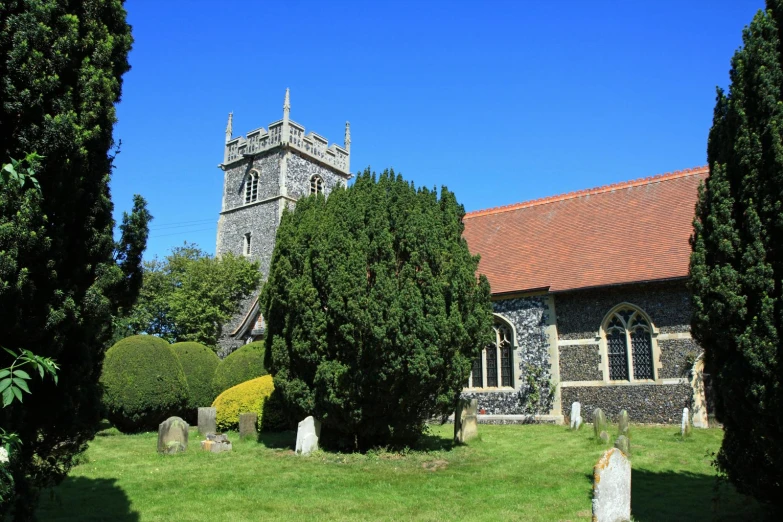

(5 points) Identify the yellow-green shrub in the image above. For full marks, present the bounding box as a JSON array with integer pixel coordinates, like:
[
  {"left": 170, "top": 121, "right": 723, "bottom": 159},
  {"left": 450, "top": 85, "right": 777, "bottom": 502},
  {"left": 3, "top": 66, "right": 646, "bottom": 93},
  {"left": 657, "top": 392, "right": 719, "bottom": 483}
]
[{"left": 211, "top": 375, "right": 274, "bottom": 432}]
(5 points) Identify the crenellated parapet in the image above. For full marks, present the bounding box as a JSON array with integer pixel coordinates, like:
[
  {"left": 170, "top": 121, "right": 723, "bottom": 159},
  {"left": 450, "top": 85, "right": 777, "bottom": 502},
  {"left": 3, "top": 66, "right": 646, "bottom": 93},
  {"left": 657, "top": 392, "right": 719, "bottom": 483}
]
[{"left": 221, "top": 89, "right": 351, "bottom": 177}]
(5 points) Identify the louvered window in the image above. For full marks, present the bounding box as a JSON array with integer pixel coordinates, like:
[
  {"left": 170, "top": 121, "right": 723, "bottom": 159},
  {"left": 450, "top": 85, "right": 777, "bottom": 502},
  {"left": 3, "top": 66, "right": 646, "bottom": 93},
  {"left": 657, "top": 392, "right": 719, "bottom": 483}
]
[
  {"left": 245, "top": 171, "right": 259, "bottom": 203},
  {"left": 604, "top": 307, "right": 656, "bottom": 382},
  {"left": 310, "top": 174, "right": 324, "bottom": 195}
]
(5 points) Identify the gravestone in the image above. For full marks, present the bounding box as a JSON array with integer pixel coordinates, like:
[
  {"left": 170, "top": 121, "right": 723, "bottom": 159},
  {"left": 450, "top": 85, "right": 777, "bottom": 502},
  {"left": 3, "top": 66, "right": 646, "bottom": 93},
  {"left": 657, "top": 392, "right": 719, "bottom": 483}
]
[
  {"left": 599, "top": 430, "right": 610, "bottom": 445},
  {"left": 592, "top": 448, "right": 631, "bottom": 522},
  {"left": 157, "top": 416, "right": 188, "bottom": 454},
  {"left": 295, "top": 416, "right": 321, "bottom": 456},
  {"left": 593, "top": 408, "right": 608, "bottom": 439},
  {"left": 681, "top": 407, "right": 692, "bottom": 437},
  {"left": 201, "top": 433, "right": 232, "bottom": 453},
  {"left": 198, "top": 407, "right": 216, "bottom": 436},
  {"left": 570, "top": 402, "right": 582, "bottom": 430},
  {"left": 617, "top": 410, "right": 630, "bottom": 439},
  {"left": 614, "top": 435, "right": 630, "bottom": 456},
  {"left": 239, "top": 412, "right": 258, "bottom": 440},
  {"left": 454, "top": 398, "right": 478, "bottom": 443}
]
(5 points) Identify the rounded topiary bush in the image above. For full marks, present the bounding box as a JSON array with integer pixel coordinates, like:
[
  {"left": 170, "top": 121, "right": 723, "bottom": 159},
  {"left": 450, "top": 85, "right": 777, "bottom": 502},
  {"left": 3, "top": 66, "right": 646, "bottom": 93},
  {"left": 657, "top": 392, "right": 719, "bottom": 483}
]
[
  {"left": 101, "top": 335, "right": 189, "bottom": 433},
  {"left": 171, "top": 342, "right": 220, "bottom": 412},
  {"left": 212, "top": 341, "right": 267, "bottom": 396},
  {"left": 212, "top": 375, "right": 274, "bottom": 432}
]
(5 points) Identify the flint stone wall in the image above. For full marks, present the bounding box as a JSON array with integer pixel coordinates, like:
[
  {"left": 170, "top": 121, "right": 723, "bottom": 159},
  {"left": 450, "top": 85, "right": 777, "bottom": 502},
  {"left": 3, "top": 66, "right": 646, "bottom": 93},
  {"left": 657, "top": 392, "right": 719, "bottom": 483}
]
[
  {"left": 561, "top": 383, "right": 692, "bottom": 424},
  {"left": 658, "top": 338, "right": 701, "bottom": 379},
  {"left": 461, "top": 296, "right": 553, "bottom": 414},
  {"left": 556, "top": 281, "right": 692, "bottom": 340},
  {"left": 559, "top": 344, "right": 601, "bottom": 381}
]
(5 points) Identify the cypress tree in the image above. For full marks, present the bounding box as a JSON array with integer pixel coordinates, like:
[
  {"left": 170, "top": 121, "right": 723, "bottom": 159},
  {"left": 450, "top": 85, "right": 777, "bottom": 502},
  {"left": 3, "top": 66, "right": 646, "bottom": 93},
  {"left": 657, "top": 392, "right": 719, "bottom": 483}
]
[
  {"left": 261, "top": 169, "right": 493, "bottom": 451},
  {"left": 689, "top": 0, "right": 783, "bottom": 508},
  {"left": 0, "top": 1, "right": 143, "bottom": 516}
]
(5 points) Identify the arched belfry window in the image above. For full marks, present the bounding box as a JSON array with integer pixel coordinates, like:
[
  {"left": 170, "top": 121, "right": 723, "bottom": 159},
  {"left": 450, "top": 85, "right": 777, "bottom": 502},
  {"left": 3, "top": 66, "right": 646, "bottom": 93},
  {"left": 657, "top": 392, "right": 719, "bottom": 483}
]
[
  {"left": 310, "top": 174, "right": 324, "bottom": 196},
  {"left": 468, "top": 319, "right": 514, "bottom": 389},
  {"left": 603, "top": 306, "right": 655, "bottom": 381},
  {"left": 245, "top": 170, "right": 259, "bottom": 204}
]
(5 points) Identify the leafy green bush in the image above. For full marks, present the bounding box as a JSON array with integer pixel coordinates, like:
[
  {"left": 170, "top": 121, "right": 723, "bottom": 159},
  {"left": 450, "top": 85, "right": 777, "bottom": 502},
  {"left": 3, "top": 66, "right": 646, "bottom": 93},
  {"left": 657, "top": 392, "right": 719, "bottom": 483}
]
[
  {"left": 101, "top": 335, "right": 189, "bottom": 433},
  {"left": 171, "top": 342, "right": 220, "bottom": 412},
  {"left": 212, "top": 376, "right": 274, "bottom": 432},
  {"left": 212, "top": 342, "right": 267, "bottom": 396}
]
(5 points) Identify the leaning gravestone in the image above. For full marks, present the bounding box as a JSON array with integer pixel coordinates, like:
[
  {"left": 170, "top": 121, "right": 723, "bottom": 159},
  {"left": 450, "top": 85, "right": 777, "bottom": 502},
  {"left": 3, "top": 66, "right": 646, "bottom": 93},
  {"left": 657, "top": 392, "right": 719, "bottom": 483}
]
[
  {"left": 614, "top": 434, "right": 630, "bottom": 456},
  {"left": 454, "top": 398, "right": 478, "bottom": 443},
  {"left": 295, "top": 416, "right": 321, "bottom": 456},
  {"left": 157, "top": 416, "right": 189, "bottom": 454},
  {"left": 198, "top": 407, "right": 216, "bottom": 436},
  {"left": 239, "top": 412, "right": 258, "bottom": 440},
  {"left": 593, "top": 408, "right": 608, "bottom": 439},
  {"left": 617, "top": 409, "right": 630, "bottom": 439},
  {"left": 570, "top": 402, "right": 582, "bottom": 430},
  {"left": 681, "top": 407, "right": 692, "bottom": 438},
  {"left": 592, "top": 448, "right": 631, "bottom": 522}
]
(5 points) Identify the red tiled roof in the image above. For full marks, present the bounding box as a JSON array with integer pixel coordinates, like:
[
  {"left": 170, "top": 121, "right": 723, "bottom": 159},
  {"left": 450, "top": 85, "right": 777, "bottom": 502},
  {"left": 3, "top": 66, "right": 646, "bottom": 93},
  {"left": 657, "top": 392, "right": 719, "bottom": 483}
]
[{"left": 462, "top": 166, "right": 708, "bottom": 295}]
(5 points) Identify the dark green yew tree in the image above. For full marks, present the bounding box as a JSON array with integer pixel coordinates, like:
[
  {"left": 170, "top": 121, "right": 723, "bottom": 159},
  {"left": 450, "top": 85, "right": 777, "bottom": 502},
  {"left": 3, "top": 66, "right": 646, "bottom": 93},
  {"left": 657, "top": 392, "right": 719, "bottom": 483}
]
[
  {"left": 0, "top": 1, "right": 145, "bottom": 516},
  {"left": 262, "top": 169, "right": 493, "bottom": 451},
  {"left": 689, "top": 0, "right": 783, "bottom": 508}
]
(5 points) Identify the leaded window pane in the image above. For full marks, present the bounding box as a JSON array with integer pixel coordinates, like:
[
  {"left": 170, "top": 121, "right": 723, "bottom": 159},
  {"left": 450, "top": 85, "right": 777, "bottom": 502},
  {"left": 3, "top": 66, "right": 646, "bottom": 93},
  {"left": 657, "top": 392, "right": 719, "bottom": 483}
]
[
  {"left": 631, "top": 328, "right": 654, "bottom": 379},
  {"left": 486, "top": 345, "right": 498, "bottom": 387},
  {"left": 500, "top": 343, "right": 512, "bottom": 387},
  {"left": 608, "top": 329, "right": 629, "bottom": 380},
  {"left": 471, "top": 356, "right": 482, "bottom": 388}
]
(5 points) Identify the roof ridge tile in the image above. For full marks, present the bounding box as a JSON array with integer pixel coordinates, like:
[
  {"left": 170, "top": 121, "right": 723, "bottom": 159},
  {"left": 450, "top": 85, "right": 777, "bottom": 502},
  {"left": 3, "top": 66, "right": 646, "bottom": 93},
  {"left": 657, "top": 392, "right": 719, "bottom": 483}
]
[{"left": 464, "top": 165, "right": 708, "bottom": 219}]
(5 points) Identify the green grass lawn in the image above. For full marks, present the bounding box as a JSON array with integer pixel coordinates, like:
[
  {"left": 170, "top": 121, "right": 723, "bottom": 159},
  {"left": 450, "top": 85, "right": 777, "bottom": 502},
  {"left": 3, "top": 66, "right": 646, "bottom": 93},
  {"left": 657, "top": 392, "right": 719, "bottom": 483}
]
[{"left": 36, "top": 423, "right": 765, "bottom": 521}]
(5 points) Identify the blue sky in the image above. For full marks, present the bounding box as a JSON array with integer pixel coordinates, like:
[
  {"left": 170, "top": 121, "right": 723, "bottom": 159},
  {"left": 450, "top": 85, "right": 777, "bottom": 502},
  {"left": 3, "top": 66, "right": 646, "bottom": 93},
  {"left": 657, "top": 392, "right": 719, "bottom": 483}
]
[{"left": 112, "top": 0, "right": 763, "bottom": 259}]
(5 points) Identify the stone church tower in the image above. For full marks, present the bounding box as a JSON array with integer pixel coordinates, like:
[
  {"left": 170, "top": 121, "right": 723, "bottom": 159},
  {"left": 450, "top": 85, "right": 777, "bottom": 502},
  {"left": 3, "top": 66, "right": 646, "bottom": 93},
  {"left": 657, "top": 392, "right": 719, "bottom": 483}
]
[{"left": 215, "top": 89, "right": 352, "bottom": 354}]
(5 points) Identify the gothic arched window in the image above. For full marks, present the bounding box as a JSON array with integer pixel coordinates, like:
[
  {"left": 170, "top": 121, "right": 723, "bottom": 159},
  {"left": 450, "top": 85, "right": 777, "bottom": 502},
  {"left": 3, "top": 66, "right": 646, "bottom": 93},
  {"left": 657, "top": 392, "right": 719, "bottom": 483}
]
[
  {"left": 243, "top": 232, "right": 252, "bottom": 256},
  {"left": 468, "top": 319, "right": 514, "bottom": 389},
  {"left": 310, "top": 174, "right": 324, "bottom": 196},
  {"left": 245, "top": 170, "right": 259, "bottom": 204},
  {"left": 603, "top": 306, "right": 655, "bottom": 381}
]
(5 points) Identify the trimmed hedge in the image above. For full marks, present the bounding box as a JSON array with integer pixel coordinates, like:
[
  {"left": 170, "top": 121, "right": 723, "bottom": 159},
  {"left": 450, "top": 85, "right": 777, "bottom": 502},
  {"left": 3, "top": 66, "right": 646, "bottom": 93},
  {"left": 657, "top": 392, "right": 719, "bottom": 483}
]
[
  {"left": 212, "top": 341, "right": 267, "bottom": 396},
  {"left": 101, "top": 335, "right": 189, "bottom": 433},
  {"left": 212, "top": 375, "right": 274, "bottom": 432},
  {"left": 171, "top": 342, "right": 220, "bottom": 410}
]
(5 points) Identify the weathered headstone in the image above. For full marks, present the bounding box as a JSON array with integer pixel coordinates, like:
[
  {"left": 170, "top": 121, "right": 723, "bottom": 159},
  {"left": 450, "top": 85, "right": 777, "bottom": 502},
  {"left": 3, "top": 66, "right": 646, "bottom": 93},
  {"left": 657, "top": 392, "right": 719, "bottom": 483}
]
[
  {"left": 614, "top": 434, "right": 630, "bottom": 456},
  {"left": 599, "top": 430, "right": 610, "bottom": 445},
  {"left": 295, "top": 416, "right": 321, "bottom": 456},
  {"left": 593, "top": 408, "right": 608, "bottom": 439},
  {"left": 454, "top": 398, "right": 478, "bottom": 443},
  {"left": 570, "top": 402, "right": 582, "bottom": 430},
  {"left": 239, "top": 412, "right": 258, "bottom": 440},
  {"left": 617, "top": 409, "right": 630, "bottom": 439},
  {"left": 681, "top": 407, "right": 692, "bottom": 438},
  {"left": 157, "top": 416, "right": 188, "bottom": 454},
  {"left": 198, "top": 407, "right": 216, "bottom": 436},
  {"left": 592, "top": 448, "right": 631, "bottom": 522}
]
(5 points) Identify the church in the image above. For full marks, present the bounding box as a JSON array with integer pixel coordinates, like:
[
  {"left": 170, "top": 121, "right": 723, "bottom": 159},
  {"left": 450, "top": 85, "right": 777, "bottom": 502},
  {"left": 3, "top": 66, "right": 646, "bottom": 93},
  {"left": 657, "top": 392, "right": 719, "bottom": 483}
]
[{"left": 215, "top": 92, "right": 709, "bottom": 427}]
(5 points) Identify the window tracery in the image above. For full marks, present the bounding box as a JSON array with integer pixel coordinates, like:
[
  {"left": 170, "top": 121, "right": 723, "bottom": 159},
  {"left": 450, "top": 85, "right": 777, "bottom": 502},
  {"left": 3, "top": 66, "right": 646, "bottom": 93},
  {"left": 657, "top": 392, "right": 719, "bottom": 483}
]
[
  {"left": 603, "top": 306, "right": 655, "bottom": 381},
  {"left": 468, "top": 320, "right": 514, "bottom": 389},
  {"left": 245, "top": 170, "right": 259, "bottom": 204},
  {"left": 310, "top": 174, "right": 324, "bottom": 196}
]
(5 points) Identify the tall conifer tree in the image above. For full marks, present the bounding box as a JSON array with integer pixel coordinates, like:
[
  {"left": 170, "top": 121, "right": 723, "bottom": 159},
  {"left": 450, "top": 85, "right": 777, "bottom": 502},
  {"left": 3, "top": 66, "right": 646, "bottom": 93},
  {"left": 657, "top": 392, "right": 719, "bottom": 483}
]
[
  {"left": 0, "top": 1, "right": 144, "bottom": 516},
  {"left": 690, "top": 0, "right": 783, "bottom": 508},
  {"left": 262, "top": 169, "right": 493, "bottom": 451}
]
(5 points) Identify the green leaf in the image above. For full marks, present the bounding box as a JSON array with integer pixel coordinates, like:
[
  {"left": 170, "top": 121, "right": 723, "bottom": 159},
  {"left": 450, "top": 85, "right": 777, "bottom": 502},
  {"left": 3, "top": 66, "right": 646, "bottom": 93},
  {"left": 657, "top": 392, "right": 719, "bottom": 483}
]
[
  {"left": 2, "top": 388, "right": 14, "bottom": 407},
  {"left": 0, "top": 369, "right": 10, "bottom": 379},
  {"left": 11, "top": 387, "right": 22, "bottom": 403},
  {"left": 2, "top": 347, "right": 17, "bottom": 358},
  {"left": 12, "top": 369, "right": 30, "bottom": 380},
  {"left": 13, "top": 378, "right": 30, "bottom": 394},
  {"left": 0, "top": 378, "right": 12, "bottom": 393}
]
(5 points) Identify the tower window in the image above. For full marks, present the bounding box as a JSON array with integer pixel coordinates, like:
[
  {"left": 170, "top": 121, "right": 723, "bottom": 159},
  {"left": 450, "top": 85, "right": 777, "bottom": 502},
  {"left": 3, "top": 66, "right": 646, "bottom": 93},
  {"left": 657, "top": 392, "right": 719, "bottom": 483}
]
[
  {"left": 310, "top": 174, "right": 324, "bottom": 196},
  {"left": 603, "top": 306, "right": 655, "bottom": 381},
  {"left": 243, "top": 232, "right": 252, "bottom": 256},
  {"left": 245, "top": 171, "right": 259, "bottom": 204}
]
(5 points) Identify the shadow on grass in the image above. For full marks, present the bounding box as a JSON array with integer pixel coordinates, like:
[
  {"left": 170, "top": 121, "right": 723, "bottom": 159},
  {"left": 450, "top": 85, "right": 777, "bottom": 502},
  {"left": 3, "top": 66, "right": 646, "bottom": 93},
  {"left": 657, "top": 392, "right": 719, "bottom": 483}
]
[
  {"left": 631, "top": 468, "right": 768, "bottom": 521},
  {"left": 415, "top": 431, "right": 456, "bottom": 452},
  {"left": 37, "top": 477, "right": 139, "bottom": 521},
  {"left": 257, "top": 430, "right": 296, "bottom": 449}
]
